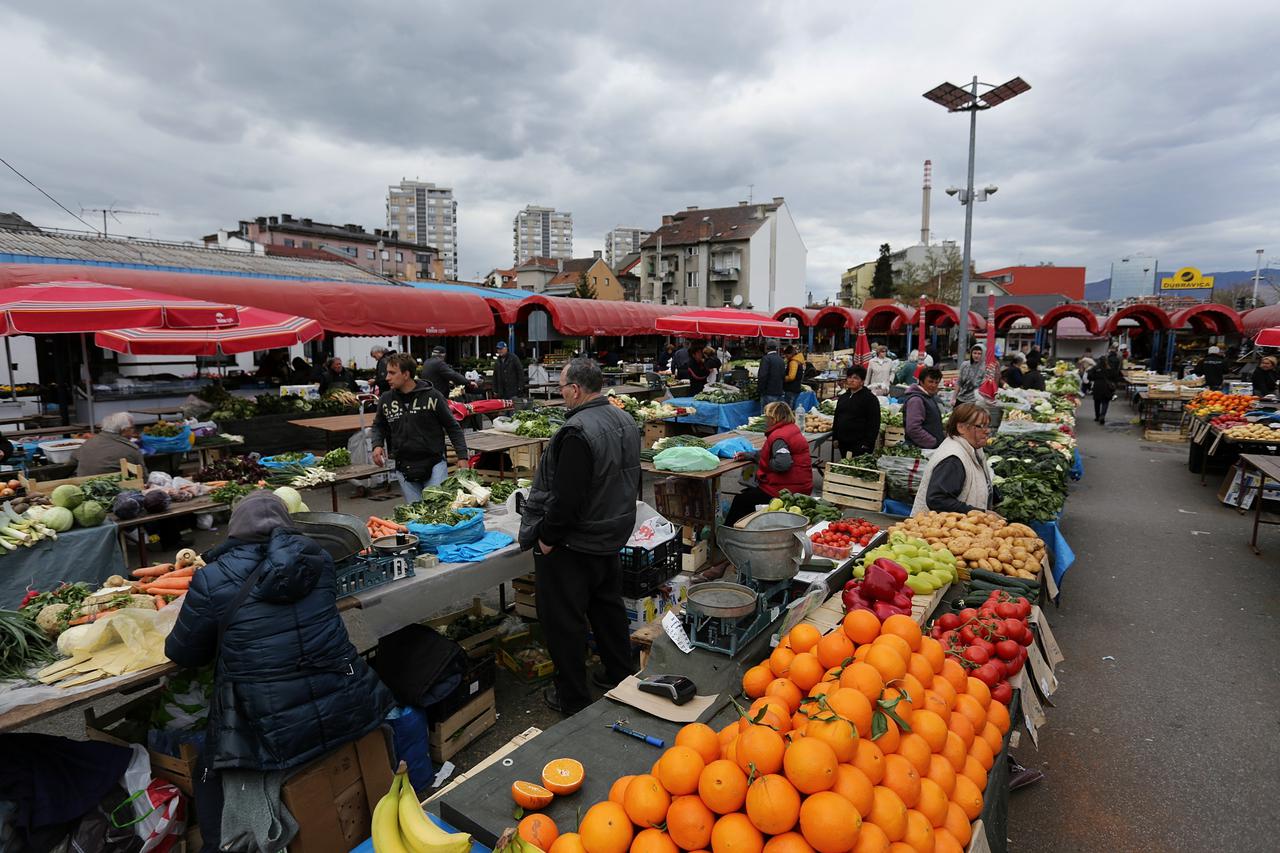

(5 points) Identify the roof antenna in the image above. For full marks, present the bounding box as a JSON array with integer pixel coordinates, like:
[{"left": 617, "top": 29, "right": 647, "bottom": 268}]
[{"left": 747, "top": 184, "right": 754, "bottom": 204}]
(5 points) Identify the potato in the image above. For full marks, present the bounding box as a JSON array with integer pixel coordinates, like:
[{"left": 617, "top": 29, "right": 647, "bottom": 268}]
[{"left": 962, "top": 548, "right": 986, "bottom": 561}]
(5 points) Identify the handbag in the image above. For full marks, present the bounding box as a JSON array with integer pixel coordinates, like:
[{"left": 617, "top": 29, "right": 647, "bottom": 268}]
[{"left": 207, "top": 563, "right": 268, "bottom": 763}]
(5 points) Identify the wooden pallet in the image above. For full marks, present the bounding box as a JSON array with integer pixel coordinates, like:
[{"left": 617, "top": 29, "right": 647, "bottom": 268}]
[
  {"left": 429, "top": 689, "right": 497, "bottom": 763},
  {"left": 1143, "top": 428, "right": 1188, "bottom": 444},
  {"left": 822, "top": 465, "right": 886, "bottom": 511}
]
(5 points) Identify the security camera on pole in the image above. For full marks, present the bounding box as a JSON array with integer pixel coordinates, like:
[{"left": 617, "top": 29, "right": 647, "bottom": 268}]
[{"left": 924, "top": 75, "right": 1030, "bottom": 353}]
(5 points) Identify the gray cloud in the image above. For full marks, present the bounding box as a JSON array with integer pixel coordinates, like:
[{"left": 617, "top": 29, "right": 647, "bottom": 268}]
[{"left": 2, "top": 0, "right": 1279, "bottom": 299}]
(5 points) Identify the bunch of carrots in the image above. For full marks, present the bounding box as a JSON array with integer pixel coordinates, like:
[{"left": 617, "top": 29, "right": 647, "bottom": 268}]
[
  {"left": 367, "top": 516, "right": 408, "bottom": 539},
  {"left": 130, "top": 548, "right": 206, "bottom": 606}
]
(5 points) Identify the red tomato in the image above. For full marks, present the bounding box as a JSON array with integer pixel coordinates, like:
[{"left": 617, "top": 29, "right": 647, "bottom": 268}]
[
  {"left": 962, "top": 646, "right": 990, "bottom": 665},
  {"left": 937, "top": 612, "right": 961, "bottom": 631},
  {"left": 995, "top": 640, "right": 1020, "bottom": 661},
  {"left": 972, "top": 662, "right": 1001, "bottom": 687},
  {"left": 991, "top": 681, "right": 1013, "bottom": 705}
]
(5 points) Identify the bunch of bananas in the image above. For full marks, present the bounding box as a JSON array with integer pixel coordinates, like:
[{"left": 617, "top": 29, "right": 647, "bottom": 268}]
[{"left": 374, "top": 763, "right": 472, "bottom": 853}]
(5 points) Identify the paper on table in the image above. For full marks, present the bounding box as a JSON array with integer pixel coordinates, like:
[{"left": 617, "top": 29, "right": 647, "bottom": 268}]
[
  {"left": 662, "top": 610, "right": 693, "bottom": 654},
  {"left": 605, "top": 676, "right": 718, "bottom": 724}
]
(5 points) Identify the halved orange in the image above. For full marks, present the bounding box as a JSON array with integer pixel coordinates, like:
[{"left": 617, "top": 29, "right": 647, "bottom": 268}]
[
  {"left": 542, "top": 758, "right": 585, "bottom": 795},
  {"left": 512, "top": 780, "right": 555, "bottom": 810}
]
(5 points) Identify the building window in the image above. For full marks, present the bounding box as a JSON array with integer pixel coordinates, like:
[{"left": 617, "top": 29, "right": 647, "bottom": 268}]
[
  {"left": 366, "top": 249, "right": 375, "bottom": 259},
  {"left": 391, "top": 205, "right": 399, "bottom": 213},
  {"left": 686, "top": 247, "right": 698, "bottom": 256},
  {"left": 395, "top": 252, "right": 403, "bottom": 262},
  {"left": 302, "top": 241, "right": 312, "bottom": 249},
  {"left": 687, "top": 272, "right": 698, "bottom": 288},
  {"left": 283, "top": 238, "right": 295, "bottom": 248}
]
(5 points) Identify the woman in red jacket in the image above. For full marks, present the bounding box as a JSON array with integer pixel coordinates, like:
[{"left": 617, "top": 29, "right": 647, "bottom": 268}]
[{"left": 725, "top": 401, "right": 814, "bottom": 525}]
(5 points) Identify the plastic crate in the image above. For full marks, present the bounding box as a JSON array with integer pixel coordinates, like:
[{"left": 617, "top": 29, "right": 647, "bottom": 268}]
[
  {"left": 335, "top": 552, "right": 415, "bottom": 596},
  {"left": 430, "top": 655, "right": 497, "bottom": 720},
  {"left": 653, "top": 477, "right": 711, "bottom": 526},
  {"left": 619, "top": 535, "right": 681, "bottom": 597}
]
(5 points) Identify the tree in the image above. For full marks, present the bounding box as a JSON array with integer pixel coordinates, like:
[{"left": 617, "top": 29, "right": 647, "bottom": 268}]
[
  {"left": 895, "top": 243, "right": 965, "bottom": 303},
  {"left": 870, "top": 243, "right": 894, "bottom": 299},
  {"left": 571, "top": 270, "right": 597, "bottom": 299}
]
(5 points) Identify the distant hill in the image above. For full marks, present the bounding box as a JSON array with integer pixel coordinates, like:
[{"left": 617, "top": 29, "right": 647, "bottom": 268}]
[{"left": 1085, "top": 267, "right": 1279, "bottom": 301}]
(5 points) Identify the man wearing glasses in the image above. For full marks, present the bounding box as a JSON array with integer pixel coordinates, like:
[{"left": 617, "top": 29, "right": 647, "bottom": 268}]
[
  {"left": 518, "top": 359, "right": 641, "bottom": 714},
  {"left": 910, "top": 403, "right": 1000, "bottom": 515}
]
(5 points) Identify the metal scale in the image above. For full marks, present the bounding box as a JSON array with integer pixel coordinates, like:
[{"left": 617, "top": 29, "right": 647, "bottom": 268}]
[{"left": 684, "top": 512, "right": 811, "bottom": 656}]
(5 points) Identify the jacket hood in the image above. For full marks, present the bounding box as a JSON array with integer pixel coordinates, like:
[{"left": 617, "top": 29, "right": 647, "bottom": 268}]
[
  {"left": 905, "top": 384, "right": 933, "bottom": 399},
  {"left": 257, "top": 528, "right": 328, "bottom": 603}
]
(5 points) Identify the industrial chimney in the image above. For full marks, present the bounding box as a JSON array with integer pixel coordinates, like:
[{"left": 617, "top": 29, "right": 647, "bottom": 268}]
[{"left": 920, "top": 160, "right": 932, "bottom": 246}]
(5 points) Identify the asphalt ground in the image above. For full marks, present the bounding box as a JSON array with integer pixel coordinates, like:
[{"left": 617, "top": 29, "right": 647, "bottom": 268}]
[{"left": 1006, "top": 402, "right": 1280, "bottom": 851}]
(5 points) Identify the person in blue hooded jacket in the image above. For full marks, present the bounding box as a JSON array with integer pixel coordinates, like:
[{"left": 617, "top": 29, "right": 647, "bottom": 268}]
[{"left": 165, "top": 490, "right": 392, "bottom": 851}]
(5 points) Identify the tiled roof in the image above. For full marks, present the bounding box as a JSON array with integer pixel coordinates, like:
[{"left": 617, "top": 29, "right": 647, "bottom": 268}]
[
  {"left": 0, "top": 228, "right": 390, "bottom": 284},
  {"left": 640, "top": 203, "right": 778, "bottom": 249},
  {"left": 517, "top": 257, "right": 561, "bottom": 271},
  {"left": 559, "top": 257, "right": 597, "bottom": 274}
]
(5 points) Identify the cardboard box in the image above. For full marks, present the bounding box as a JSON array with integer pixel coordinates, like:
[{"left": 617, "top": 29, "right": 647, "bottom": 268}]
[
  {"left": 1218, "top": 463, "right": 1280, "bottom": 509},
  {"left": 280, "top": 728, "right": 395, "bottom": 853},
  {"left": 425, "top": 599, "right": 504, "bottom": 657},
  {"left": 498, "top": 623, "right": 555, "bottom": 682},
  {"left": 682, "top": 540, "right": 709, "bottom": 572}
]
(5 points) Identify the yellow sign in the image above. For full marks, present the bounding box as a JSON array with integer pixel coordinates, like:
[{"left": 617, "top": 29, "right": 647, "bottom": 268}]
[{"left": 1160, "top": 266, "right": 1214, "bottom": 290}]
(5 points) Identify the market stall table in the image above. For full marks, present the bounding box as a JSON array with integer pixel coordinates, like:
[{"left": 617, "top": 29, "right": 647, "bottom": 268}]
[
  {"left": 640, "top": 455, "right": 749, "bottom": 555},
  {"left": 1239, "top": 454, "right": 1280, "bottom": 553},
  {"left": 2, "top": 423, "right": 89, "bottom": 439},
  {"left": 0, "top": 524, "right": 127, "bottom": 609},
  {"left": 318, "top": 463, "right": 394, "bottom": 511},
  {"left": 112, "top": 494, "right": 226, "bottom": 565},
  {"left": 465, "top": 429, "right": 548, "bottom": 478},
  {"left": 1189, "top": 414, "right": 1280, "bottom": 484},
  {"left": 288, "top": 413, "right": 372, "bottom": 451}
]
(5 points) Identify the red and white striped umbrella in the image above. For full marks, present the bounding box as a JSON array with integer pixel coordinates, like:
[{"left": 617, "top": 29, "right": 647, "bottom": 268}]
[
  {"left": 853, "top": 321, "right": 872, "bottom": 367},
  {"left": 979, "top": 295, "right": 1000, "bottom": 400},
  {"left": 95, "top": 306, "right": 323, "bottom": 355},
  {"left": 915, "top": 296, "right": 928, "bottom": 378},
  {"left": 0, "top": 281, "right": 238, "bottom": 335}
]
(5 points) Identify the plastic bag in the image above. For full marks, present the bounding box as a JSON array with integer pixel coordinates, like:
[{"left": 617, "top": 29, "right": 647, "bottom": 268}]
[
  {"left": 119, "top": 745, "right": 186, "bottom": 853},
  {"left": 653, "top": 446, "right": 720, "bottom": 472},
  {"left": 626, "top": 515, "right": 677, "bottom": 549},
  {"left": 491, "top": 416, "right": 519, "bottom": 433},
  {"left": 140, "top": 425, "right": 193, "bottom": 455},
  {"left": 146, "top": 471, "right": 174, "bottom": 489},
  {"left": 407, "top": 507, "right": 486, "bottom": 552},
  {"left": 58, "top": 606, "right": 180, "bottom": 673},
  {"left": 709, "top": 436, "right": 756, "bottom": 459},
  {"left": 260, "top": 452, "right": 316, "bottom": 469}
]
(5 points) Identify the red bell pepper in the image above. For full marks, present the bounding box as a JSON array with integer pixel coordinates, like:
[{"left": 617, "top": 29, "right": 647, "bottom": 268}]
[
  {"left": 861, "top": 562, "right": 900, "bottom": 601},
  {"left": 873, "top": 558, "right": 909, "bottom": 586},
  {"left": 842, "top": 580, "right": 875, "bottom": 612},
  {"left": 873, "top": 600, "right": 910, "bottom": 621}
]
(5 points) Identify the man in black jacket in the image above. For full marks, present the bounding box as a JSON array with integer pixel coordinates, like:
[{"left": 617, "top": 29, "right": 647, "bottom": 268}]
[
  {"left": 491, "top": 341, "right": 526, "bottom": 399},
  {"left": 1196, "top": 346, "right": 1227, "bottom": 390},
  {"left": 371, "top": 345, "right": 395, "bottom": 394},
  {"left": 316, "top": 357, "right": 358, "bottom": 394},
  {"left": 758, "top": 342, "right": 786, "bottom": 405},
  {"left": 371, "top": 354, "right": 469, "bottom": 502},
  {"left": 420, "top": 345, "right": 476, "bottom": 397},
  {"left": 518, "top": 358, "right": 640, "bottom": 715},
  {"left": 833, "top": 366, "right": 881, "bottom": 457}
]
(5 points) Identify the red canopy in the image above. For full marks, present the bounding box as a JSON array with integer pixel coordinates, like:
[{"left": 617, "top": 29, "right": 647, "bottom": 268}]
[
  {"left": 979, "top": 295, "right": 999, "bottom": 400},
  {"left": 654, "top": 308, "right": 799, "bottom": 339},
  {"left": 0, "top": 264, "right": 494, "bottom": 336},
  {"left": 95, "top": 306, "right": 324, "bottom": 355},
  {"left": 1256, "top": 328, "right": 1280, "bottom": 348},
  {"left": 813, "top": 305, "right": 867, "bottom": 330},
  {"left": 0, "top": 281, "right": 238, "bottom": 335},
  {"left": 772, "top": 306, "right": 821, "bottom": 327},
  {"left": 524, "top": 296, "right": 680, "bottom": 337}
]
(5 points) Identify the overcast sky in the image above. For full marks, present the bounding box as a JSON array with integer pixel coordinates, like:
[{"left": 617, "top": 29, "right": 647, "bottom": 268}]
[{"left": 2, "top": 1, "right": 1277, "bottom": 300}]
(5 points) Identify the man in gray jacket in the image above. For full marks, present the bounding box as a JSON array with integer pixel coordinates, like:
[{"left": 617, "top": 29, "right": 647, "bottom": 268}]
[{"left": 518, "top": 359, "right": 641, "bottom": 714}]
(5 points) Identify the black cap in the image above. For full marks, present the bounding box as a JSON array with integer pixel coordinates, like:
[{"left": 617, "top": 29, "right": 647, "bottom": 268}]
[{"left": 432, "top": 345, "right": 446, "bottom": 355}]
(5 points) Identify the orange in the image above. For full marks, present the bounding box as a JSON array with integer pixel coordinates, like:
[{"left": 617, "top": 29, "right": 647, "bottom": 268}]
[
  {"left": 782, "top": 736, "right": 838, "bottom": 794},
  {"left": 743, "top": 665, "right": 774, "bottom": 699},
  {"left": 744, "top": 774, "right": 801, "bottom": 835},
  {"left": 698, "top": 760, "right": 748, "bottom": 814},
  {"left": 720, "top": 723, "right": 739, "bottom": 744},
  {"left": 667, "top": 796, "right": 715, "bottom": 851},
  {"left": 766, "top": 678, "right": 804, "bottom": 714},
  {"left": 926, "top": 754, "right": 956, "bottom": 797},
  {"left": 736, "top": 724, "right": 786, "bottom": 776},
  {"left": 769, "top": 645, "right": 796, "bottom": 678},
  {"left": 872, "top": 713, "right": 900, "bottom": 755},
  {"left": 865, "top": 645, "right": 907, "bottom": 683},
  {"left": 940, "top": 732, "right": 967, "bottom": 772},
  {"left": 710, "top": 813, "right": 763, "bottom": 853},
  {"left": 653, "top": 759, "right": 663, "bottom": 777},
  {"left": 623, "top": 774, "right": 671, "bottom": 828},
  {"left": 677, "top": 723, "right": 722, "bottom": 765},
  {"left": 895, "top": 733, "right": 932, "bottom": 778},
  {"left": 631, "top": 829, "right": 679, "bottom": 853},
  {"left": 915, "top": 778, "right": 948, "bottom": 827},
  {"left": 953, "top": 694, "right": 986, "bottom": 732},
  {"left": 905, "top": 654, "right": 934, "bottom": 690},
  {"left": 723, "top": 737, "right": 739, "bottom": 765},
  {"left": 803, "top": 712, "right": 857, "bottom": 763},
  {"left": 880, "top": 615, "right": 922, "bottom": 651},
  {"left": 867, "top": 786, "right": 908, "bottom": 842},
  {"left": 790, "top": 712, "right": 808, "bottom": 735},
  {"left": 890, "top": 841, "right": 916, "bottom": 852},
  {"left": 550, "top": 833, "right": 587, "bottom": 853},
  {"left": 881, "top": 754, "right": 921, "bottom": 809},
  {"left": 910, "top": 710, "right": 948, "bottom": 753},
  {"left": 980, "top": 721, "right": 1003, "bottom": 755},
  {"left": 839, "top": 661, "right": 885, "bottom": 703},
  {"left": 921, "top": 690, "right": 951, "bottom": 724},
  {"left": 968, "top": 733, "right": 995, "bottom": 772},
  {"left": 512, "top": 780, "right": 555, "bottom": 810},
  {"left": 854, "top": 739, "right": 887, "bottom": 785},
  {"left": 843, "top": 610, "right": 881, "bottom": 645},
  {"left": 852, "top": 823, "right": 891, "bottom": 853},
  {"left": 950, "top": 774, "right": 983, "bottom": 821},
  {"left": 932, "top": 828, "right": 964, "bottom": 853},
  {"left": 580, "top": 801, "right": 633, "bottom": 853},
  {"left": 942, "top": 803, "right": 972, "bottom": 847},
  {"left": 658, "top": 746, "right": 706, "bottom": 796},
  {"left": 798, "top": 791, "right": 862, "bottom": 853},
  {"left": 986, "top": 700, "right": 1011, "bottom": 735},
  {"left": 520, "top": 814, "right": 560, "bottom": 850},
  {"left": 787, "top": 624, "right": 821, "bottom": 654},
  {"left": 808, "top": 680, "right": 838, "bottom": 700},
  {"left": 961, "top": 755, "right": 988, "bottom": 792},
  {"left": 899, "top": 674, "right": 927, "bottom": 709},
  {"left": 543, "top": 758, "right": 585, "bottom": 795},
  {"left": 853, "top": 644, "right": 873, "bottom": 663},
  {"left": 946, "top": 712, "right": 974, "bottom": 750},
  {"left": 610, "top": 775, "right": 636, "bottom": 804},
  {"left": 831, "top": 764, "right": 875, "bottom": 817},
  {"left": 965, "top": 677, "right": 991, "bottom": 709},
  {"left": 787, "top": 653, "right": 825, "bottom": 692},
  {"left": 872, "top": 633, "right": 912, "bottom": 665},
  {"left": 762, "top": 832, "right": 815, "bottom": 853},
  {"left": 743, "top": 697, "right": 793, "bottom": 733},
  {"left": 901, "top": 810, "right": 934, "bottom": 853},
  {"left": 815, "top": 630, "right": 855, "bottom": 670},
  {"left": 929, "top": 675, "right": 956, "bottom": 710},
  {"left": 825, "top": 688, "right": 873, "bottom": 739},
  {"left": 917, "top": 637, "right": 945, "bottom": 674},
  {"left": 938, "top": 659, "right": 967, "bottom": 694}
]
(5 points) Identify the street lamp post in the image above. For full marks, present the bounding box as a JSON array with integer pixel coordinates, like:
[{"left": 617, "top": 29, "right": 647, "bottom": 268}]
[
  {"left": 1252, "top": 248, "right": 1265, "bottom": 308},
  {"left": 923, "top": 75, "right": 1030, "bottom": 352}
]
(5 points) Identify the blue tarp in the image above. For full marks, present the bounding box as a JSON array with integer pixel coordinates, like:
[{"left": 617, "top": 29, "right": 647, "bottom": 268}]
[
  {"left": 795, "top": 391, "right": 819, "bottom": 412},
  {"left": 668, "top": 397, "right": 761, "bottom": 430},
  {"left": 1070, "top": 447, "right": 1084, "bottom": 480}
]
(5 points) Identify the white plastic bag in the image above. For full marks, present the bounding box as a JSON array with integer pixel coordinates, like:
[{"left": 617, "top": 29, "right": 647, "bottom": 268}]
[{"left": 120, "top": 745, "right": 186, "bottom": 853}]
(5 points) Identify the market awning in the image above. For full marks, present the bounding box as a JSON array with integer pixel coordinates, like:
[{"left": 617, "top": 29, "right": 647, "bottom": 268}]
[
  {"left": 772, "top": 306, "right": 821, "bottom": 327},
  {"left": 1039, "top": 303, "right": 1101, "bottom": 336},
  {"left": 520, "top": 296, "right": 680, "bottom": 337},
  {"left": 994, "top": 303, "right": 1041, "bottom": 331},
  {"left": 813, "top": 306, "right": 867, "bottom": 330},
  {"left": 0, "top": 263, "right": 495, "bottom": 336},
  {"left": 95, "top": 306, "right": 324, "bottom": 355},
  {"left": 0, "top": 281, "right": 239, "bottom": 334},
  {"left": 1255, "top": 327, "right": 1280, "bottom": 348},
  {"left": 1168, "top": 303, "right": 1242, "bottom": 336},
  {"left": 654, "top": 307, "right": 800, "bottom": 339},
  {"left": 909, "top": 303, "right": 987, "bottom": 331},
  {"left": 863, "top": 303, "right": 912, "bottom": 333},
  {"left": 1100, "top": 303, "right": 1170, "bottom": 335}
]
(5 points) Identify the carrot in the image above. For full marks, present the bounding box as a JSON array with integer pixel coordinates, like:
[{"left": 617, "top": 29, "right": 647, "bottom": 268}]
[
  {"left": 142, "top": 578, "right": 191, "bottom": 593},
  {"left": 204, "top": 480, "right": 229, "bottom": 488},
  {"left": 132, "top": 563, "right": 175, "bottom": 578},
  {"left": 153, "top": 594, "right": 168, "bottom": 609},
  {"left": 368, "top": 516, "right": 407, "bottom": 533},
  {"left": 167, "top": 567, "right": 195, "bottom": 579}
]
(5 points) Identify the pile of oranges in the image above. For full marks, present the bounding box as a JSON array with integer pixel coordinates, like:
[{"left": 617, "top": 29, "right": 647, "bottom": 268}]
[
  {"left": 517, "top": 612, "right": 1009, "bottom": 853},
  {"left": 1186, "top": 390, "right": 1257, "bottom": 417}
]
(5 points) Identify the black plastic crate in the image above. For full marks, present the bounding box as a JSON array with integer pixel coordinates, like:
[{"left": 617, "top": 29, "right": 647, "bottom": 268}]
[
  {"left": 619, "top": 536, "right": 681, "bottom": 597},
  {"left": 430, "top": 654, "right": 497, "bottom": 720}
]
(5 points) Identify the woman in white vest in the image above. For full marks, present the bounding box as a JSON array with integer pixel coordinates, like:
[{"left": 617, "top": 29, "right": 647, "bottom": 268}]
[{"left": 910, "top": 403, "right": 998, "bottom": 515}]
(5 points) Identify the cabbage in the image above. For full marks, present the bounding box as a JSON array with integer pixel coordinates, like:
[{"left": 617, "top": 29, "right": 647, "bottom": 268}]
[
  {"left": 295, "top": 501, "right": 310, "bottom": 514},
  {"left": 50, "top": 484, "right": 85, "bottom": 510},
  {"left": 42, "top": 506, "right": 75, "bottom": 532},
  {"left": 273, "top": 486, "right": 302, "bottom": 513},
  {"left": 143, "top": 489, "right": 172, "bottom": 513},
  {"left": 72, "top": 500, "right": 107, "bottom": 528},
  {"left": 112, "top": 491, "right": 146, "bottom": 520}
]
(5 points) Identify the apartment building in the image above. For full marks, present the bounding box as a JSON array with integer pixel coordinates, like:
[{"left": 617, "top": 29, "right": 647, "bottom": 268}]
[
  {"left": 604, "top": 226, "right": 651, "bottom": 267},
  {"left": 638, "top": 198, "right": 806, "bottom": 312},
  {"left": 513, "top": 205, "right": 573, "bottom": 264},
  {"left": 387, "top": 180, "right": 457, "bottom": 280}
]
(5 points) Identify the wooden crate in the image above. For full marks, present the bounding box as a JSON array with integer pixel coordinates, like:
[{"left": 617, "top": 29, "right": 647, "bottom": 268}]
[
  {"left": 1144, "top": 428, "right": 1188, "bottom": 444},
  {"left": 910, "top": 584, "right": 950, "bottom": 626},
  {"left": 882, "top": 425, "right": 905, "bottom": 446},
  {"left": 425, "top": 598, "right": 503, "bottom": 657},
  {"left": 822, "top": 465, "right": 886, "bottom": 512},
  {"left": 429, "top": 688, "right": 497, "bottom": 763},
  {"left": 26, "top": 459, "right": 144, "bottom": 495}
]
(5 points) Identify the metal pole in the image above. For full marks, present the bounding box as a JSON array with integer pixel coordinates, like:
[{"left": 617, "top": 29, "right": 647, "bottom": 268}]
[
  {"left": 1253, "top": 249, "right": 1264, "bottom": 308},
  {"left": 3, "top": 337, "right": 14, "bottom": 402},
  {"left": 956, "top": 75, "right": 980, "bottom": 355},
  {"left": 80, "top": 333, "right": 96, "bottom": 431}
]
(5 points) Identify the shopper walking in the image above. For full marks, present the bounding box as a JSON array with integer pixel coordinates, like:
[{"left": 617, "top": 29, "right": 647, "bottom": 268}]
[
  {"left": 782, "top": 345, "right": 805, "bottom": 407},
  {"left": 903, "top": 367, "right": 945, "bottom": 449},
  {"left": 957, "top": 345, "right": 985, "bottom": 404},
  {"left": 491, "top": 341, "right": 526, "bottom": 399},
  {"left": 420, "top": 345, "right": 476, "bottom": 396},
  {"left": 1089, "top": 359, "right": 1117, "bottom": 424},
  {"left": 833, "top": 366, "right": 881, "bottom": 457},
  {"left": 758, "top": 342, "right": 786, "bottom": 406},
  {"left": 866, "top": 345, "right": 895, "bottom": 394},
  {"left": 371, "top": 354, "right": 470, "bottom": 502},
  {"left": 519, "top": 359, "right": 640, "bottom": 715}
]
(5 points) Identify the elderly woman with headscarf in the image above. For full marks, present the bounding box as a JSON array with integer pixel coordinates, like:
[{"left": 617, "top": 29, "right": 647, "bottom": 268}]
[{"left": 165, "top": 490, "right": 393, "bottom": 852}]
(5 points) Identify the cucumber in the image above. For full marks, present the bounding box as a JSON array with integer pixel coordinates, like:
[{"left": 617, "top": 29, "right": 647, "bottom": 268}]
[{"left": 970, "top": 569, "right": 1040, "bottom": 591}]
